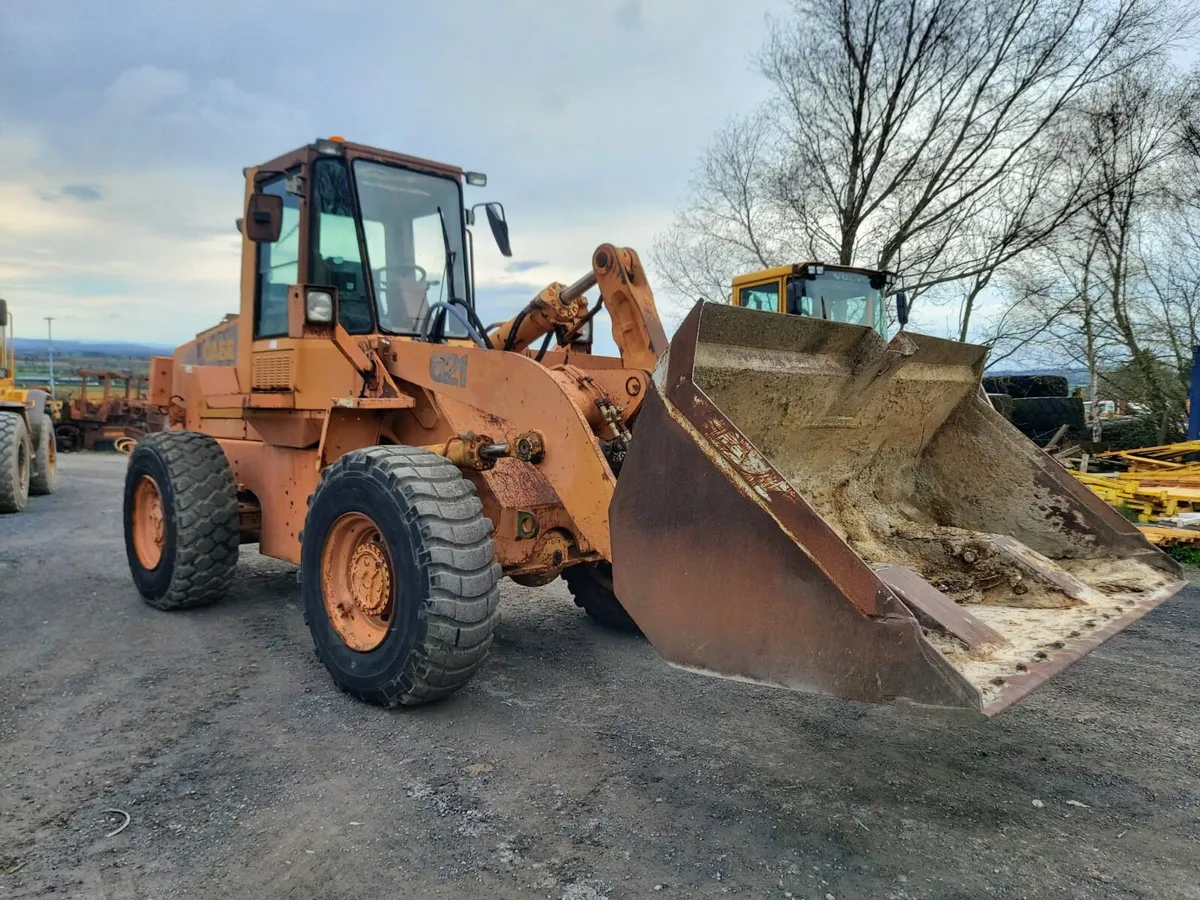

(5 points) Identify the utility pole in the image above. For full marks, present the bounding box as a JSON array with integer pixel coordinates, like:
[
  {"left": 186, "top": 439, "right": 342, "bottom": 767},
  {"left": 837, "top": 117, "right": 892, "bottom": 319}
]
[{"left": 45, "top": 316, "right": 55, "bottom": 398}]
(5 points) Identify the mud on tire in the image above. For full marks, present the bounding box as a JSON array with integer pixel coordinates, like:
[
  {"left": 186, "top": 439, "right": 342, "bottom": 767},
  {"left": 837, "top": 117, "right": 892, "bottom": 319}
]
[
  {"left": 301, "top": 446, "right": 502, "bottom": 707},
  {"left": 29, "top": 416, "right": 57, "bottom": 496},
  {"left": 564, "top": 561, "right": 641, "bottom": 635},
  {"left": 123, "top": 431, "right": 240, "bottom": 610},
  {"left": 0, "top": 411, "right": 31, "bottom": 514}
]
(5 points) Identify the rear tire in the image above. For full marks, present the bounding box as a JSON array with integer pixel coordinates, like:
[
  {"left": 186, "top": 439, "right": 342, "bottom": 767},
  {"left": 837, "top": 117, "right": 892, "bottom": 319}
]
[
  {"left": 123, "top": 431, "right": 240, "bottom": 610},
  {"left": 564, "top": 562, "right": 641, "bottom": 634},
  {"left": 0, "top": 412, "right": 31, "bottom": 514},
  {"left": 29, "top": 418, "right": 57, "bottom": 495},
  {"left": 301, "top": 446, "right": 501, "bottom": 707}
]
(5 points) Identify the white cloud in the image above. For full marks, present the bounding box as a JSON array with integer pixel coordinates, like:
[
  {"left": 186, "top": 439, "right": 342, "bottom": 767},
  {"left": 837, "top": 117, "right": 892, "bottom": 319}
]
[
  {"left": 106, "top": 65, "right": 189, "bottom": 111},
  {"left": 0, "top": 0, "right": 781, "bottom": 351}
]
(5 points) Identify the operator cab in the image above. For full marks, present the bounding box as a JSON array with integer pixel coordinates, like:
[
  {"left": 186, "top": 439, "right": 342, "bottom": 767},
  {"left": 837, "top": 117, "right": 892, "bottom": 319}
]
[
  {"left": 731, "top": 263, "right": 907, "bottom": 337},
  {"left": 241, "top": 136, "right": 512, "bottom": 346}
]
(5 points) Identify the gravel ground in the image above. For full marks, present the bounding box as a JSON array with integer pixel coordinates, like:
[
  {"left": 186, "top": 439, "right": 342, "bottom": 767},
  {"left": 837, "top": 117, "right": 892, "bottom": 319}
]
[{"left": 1, "top": 452, "right": 1198, "bottom": 900}]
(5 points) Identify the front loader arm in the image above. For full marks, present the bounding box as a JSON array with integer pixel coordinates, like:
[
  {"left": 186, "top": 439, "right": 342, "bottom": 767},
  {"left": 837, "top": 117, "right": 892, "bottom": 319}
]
[
  {"left": 488, "top": 244, "right": 669, "bottom": 370},
  {"left": 384, "top": 342, "right": 618, "bottom": 559}
]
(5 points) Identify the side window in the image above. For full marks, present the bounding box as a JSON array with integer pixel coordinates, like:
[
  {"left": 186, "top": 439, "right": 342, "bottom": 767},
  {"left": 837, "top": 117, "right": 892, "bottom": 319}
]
[
  {"left": 253, "top": 173, "right": 301, "bottom": 339},
  {"left": 738, "top": 282, "right": 779, "bottom": 313},
  {"left": 310, "top": 158, "right": 374, "bottom": 334}
]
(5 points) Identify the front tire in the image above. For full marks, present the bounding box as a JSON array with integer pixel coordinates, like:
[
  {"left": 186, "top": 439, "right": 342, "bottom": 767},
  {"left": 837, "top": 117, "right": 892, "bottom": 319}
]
[
  {"left": 302, "top": 446, "right": 501, "bottom": 707},
  {"left": 123, "top": 431, "right": 240, "bottom": 610},
  {"left": 0, "top": 412, "right": 31, "bottom": 514},
  {"left": 29, "top": 418, "right": 57, "bottom": 495}
]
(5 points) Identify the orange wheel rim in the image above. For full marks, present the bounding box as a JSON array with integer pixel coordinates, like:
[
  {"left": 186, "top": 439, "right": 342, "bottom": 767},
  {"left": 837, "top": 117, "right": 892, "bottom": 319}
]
[
  {"left": 320, "top": 512, "right": 395, "bottom": 652},
  {"left": 132, "top": 475, "right": 165, "bottom": 569}
]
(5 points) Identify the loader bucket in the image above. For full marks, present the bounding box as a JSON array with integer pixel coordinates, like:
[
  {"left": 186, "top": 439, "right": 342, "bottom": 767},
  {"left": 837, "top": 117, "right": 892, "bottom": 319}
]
[{"left": 610, "top": 301, "right": 1185, "bottom": 718}]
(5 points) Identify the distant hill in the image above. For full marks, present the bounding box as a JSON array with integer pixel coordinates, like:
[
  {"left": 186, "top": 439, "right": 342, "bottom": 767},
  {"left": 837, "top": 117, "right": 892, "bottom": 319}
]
[{"left": 12, "top": 338, "right": 175, "bottom": 357}]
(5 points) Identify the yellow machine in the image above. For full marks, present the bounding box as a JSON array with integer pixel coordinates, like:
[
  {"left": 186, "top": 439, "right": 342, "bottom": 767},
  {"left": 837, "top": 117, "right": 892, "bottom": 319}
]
[
  {"left": 0, "top": 298, "right": 58, "bottom": 513},
  {"left": 730, "top": 262, "right": 906, "bottom": 337}
]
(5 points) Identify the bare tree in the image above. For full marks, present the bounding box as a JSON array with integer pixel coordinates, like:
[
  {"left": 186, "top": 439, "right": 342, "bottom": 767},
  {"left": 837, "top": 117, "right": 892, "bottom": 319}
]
[
  {"left": 1078, "top": 68, "right": 1199, "bottom": 432},
  {"left": 654, "top": 0, "right": 1195, "bottom": 329},
  {"left": 983, "top": 64, "right": 1200, "bottom": 439}
]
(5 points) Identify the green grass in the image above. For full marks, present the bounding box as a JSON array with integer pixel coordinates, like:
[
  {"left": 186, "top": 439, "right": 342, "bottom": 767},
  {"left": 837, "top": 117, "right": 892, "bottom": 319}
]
[
  {"left": 1165, "top": 544, "right": 1200, "bottom": 566},
  {"left": 1114, "top": 503, "right": 1143, "bottom": 523}
]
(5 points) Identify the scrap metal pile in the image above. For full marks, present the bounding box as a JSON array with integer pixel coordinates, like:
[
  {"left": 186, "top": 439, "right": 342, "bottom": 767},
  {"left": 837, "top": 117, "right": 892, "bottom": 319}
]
[{"left": 55, "top": 370, "right": 165, "bottom": 453}]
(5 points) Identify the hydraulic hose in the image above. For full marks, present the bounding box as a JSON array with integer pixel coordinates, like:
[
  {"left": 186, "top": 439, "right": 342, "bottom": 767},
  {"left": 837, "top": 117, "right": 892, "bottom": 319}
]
[{"left": 426, "top": 302, "right": 490, "bottom": 349}]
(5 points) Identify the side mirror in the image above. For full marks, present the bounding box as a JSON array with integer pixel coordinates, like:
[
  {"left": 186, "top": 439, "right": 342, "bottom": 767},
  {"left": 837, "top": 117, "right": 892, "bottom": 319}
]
[
  {"left": 0, "top": 298, "right": 7, "bottom": 326},
  {"left": 244, "top": 192, "right": 284, "bottom": 243},
  {"left": 895, "top": 291, "right": 909, "bottom": 327},
  {"left": 485, "top": 202, "right": 512, "bottom": 258}
]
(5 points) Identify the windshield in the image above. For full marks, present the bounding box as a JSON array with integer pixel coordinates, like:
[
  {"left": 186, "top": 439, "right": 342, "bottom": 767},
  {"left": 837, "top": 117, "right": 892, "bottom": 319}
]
[
  {"left": 354, "top": 159, "right": 467, "bottom": 336},
  {"left": 308, "top": 157, "right": 468, "bottom": 337},
  {"left": 790, "top": 270, "right": 887, "bottom": 337}
]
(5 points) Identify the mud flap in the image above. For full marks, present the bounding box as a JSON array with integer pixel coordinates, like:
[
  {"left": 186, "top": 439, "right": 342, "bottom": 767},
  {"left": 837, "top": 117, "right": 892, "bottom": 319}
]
[{"left": 610, "top": 301, "right": 1185, "bottom": 718}]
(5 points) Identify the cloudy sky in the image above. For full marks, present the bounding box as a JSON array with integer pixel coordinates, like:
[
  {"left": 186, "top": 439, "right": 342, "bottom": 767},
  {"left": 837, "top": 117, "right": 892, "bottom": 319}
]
[{"left": 0, "top": 0, "right": 783, "bottom": 352}]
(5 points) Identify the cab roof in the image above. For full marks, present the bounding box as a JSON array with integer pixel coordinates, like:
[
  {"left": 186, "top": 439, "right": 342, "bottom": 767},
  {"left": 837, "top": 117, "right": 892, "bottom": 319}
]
[
  {"left": 248, "top": 137, "right": 466, "bottom": 183},
  {"left": 731, "top": 262, "right": 894, "bottom": 288}
]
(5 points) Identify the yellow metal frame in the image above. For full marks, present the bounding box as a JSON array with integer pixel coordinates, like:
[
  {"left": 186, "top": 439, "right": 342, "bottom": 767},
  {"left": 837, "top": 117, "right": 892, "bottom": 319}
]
[{"left": 1072, "top": 440, "right": 1200, "bottom": 523}]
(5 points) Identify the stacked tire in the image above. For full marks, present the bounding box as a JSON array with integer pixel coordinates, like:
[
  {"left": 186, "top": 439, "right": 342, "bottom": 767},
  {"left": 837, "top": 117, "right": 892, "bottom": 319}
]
[{"left": 983, "top": 374, "right": 1085, "bottom": 448}]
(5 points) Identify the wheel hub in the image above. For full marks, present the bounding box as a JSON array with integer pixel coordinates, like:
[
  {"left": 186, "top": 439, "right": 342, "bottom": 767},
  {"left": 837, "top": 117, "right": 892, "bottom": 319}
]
[
  {"left": 320, "top": 512, "right": 396, "bottom": 652},
  {"left": 349, "top": 541, "right": 391, "bottom": 616},
  {"left": 132, "top": 475, "right": 165, "bottom": 569}
]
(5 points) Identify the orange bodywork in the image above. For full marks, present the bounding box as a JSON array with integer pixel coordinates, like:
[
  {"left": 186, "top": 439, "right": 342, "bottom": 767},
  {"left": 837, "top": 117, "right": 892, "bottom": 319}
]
[{"left": 152, "top": 140, "right": 665, "bottom": 583}]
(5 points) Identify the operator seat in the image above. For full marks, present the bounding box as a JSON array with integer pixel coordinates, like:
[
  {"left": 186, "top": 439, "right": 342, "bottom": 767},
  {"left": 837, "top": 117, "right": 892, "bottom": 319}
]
[{"left": 380, "top": 274, "right": 430, "bottom": 333}]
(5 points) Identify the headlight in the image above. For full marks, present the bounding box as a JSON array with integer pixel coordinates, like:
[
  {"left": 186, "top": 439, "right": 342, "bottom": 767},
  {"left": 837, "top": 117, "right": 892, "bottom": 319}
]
[{"left": 306, "top": 290, "right": 334, "bottom": 323}]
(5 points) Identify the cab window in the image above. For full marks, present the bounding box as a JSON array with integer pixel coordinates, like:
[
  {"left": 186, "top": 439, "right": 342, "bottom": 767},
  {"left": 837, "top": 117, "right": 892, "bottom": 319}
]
[
  {"left": 738, "top": 282, "right": 779, "bottom": 312},
  {"left": 253, "top": 172, "right": 301, "bottom": 339}
]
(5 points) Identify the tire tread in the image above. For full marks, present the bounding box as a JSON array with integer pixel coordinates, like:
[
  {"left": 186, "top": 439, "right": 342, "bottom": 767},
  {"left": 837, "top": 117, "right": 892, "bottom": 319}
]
[
  {"left": 311, "top": 446, "right": 500, "bottom": 707},
  {"left": 0, "top": 411, "right": 30, "bottom": 513},
  {"left": 131, "top": 431, "right": 239, "bottom": 611}
]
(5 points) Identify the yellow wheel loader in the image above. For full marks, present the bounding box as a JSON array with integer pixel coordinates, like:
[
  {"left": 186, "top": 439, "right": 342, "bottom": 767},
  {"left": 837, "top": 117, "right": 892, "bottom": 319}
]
[
  {"left": 730, "top": 261, "right": 902, "bottom": 336},
  {"left": 123, "top": 137, "right": 1183, "bottom": 718},
  {"left": 0, "top": 298, "right": 58, "bottom": 513}
]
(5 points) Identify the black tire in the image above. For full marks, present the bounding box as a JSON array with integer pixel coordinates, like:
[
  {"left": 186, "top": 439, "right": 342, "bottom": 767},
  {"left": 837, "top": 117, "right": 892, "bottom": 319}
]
[
  {"left": 0, "top": 411, "right": 31, "bottom": 514},
  {"left": 982, "top": 374, "right": 1069, "bottom": 398},
  {"left": 301, "top": 446, "right": 501, "bottom": 707},
  {"left": 29, "top": 417, "right": 57, "bottom": 495},
  {"left": 1010, "top": 396, "right": 1086, "bottom": 443},
  {"left": 987, "top": 392, "right": 1014, "bottom": 420},
  {"left": 123, "top": 431, "right": 240, "bottom": 611},
  {"left": 563, "top": 561, "right": 641, "bottom": 634}
]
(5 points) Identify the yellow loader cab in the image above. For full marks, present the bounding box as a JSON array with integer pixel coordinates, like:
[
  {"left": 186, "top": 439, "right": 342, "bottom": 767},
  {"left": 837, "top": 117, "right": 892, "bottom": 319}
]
[{"left": 730, "top": 262, "right": 908, "bottom": 337}]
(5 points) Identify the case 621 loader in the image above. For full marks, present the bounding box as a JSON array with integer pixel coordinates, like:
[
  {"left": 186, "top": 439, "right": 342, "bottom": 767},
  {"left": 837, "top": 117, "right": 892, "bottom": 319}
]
[{"left": 123, "top": 137, "right": 1184, "bottom": 717}]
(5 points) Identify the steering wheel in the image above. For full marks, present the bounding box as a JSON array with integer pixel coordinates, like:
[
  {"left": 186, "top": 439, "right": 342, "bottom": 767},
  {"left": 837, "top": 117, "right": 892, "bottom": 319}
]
[{"left": 388, "top": 264, "right": 427, "bottom": 282}]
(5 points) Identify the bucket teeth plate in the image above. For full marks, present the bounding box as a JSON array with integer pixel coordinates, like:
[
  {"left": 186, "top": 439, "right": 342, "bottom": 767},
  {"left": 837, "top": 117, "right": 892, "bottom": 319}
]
[{"left": 610, "top": 301, "right": 1184, "bottom": 718}]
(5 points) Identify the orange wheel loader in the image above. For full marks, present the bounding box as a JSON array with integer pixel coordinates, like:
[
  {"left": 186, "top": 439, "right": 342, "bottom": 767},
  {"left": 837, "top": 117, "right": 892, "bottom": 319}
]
[{"left": 122, "top": 137, "right": 1184, "bottom": 717}]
